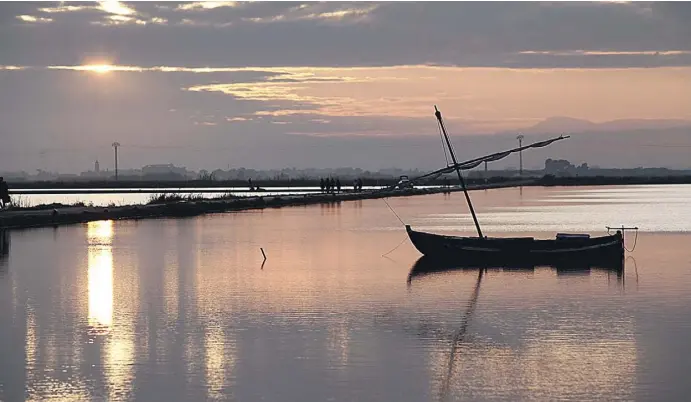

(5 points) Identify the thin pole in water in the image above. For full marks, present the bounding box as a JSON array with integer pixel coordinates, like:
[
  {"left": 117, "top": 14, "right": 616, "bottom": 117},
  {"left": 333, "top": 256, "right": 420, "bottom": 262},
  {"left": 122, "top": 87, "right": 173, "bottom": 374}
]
[{"left": 517, "top": 134, "right": 524, "bottom": 177}]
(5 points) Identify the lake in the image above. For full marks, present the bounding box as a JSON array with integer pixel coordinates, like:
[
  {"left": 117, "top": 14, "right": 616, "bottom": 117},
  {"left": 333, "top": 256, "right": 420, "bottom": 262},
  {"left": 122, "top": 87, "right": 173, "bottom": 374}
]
[{"left": 1, "top": 184, "right": 690, "bottom": 401}]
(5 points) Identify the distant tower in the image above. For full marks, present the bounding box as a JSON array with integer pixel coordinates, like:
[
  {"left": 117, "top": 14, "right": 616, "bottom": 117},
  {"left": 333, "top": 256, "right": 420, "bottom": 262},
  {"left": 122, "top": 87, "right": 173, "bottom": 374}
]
[
  {"left": 95, "top": 160, "right": 100, "bottom": 173},
  {"left": 112, "top": 142, "right": 120, "bottom": 180}
]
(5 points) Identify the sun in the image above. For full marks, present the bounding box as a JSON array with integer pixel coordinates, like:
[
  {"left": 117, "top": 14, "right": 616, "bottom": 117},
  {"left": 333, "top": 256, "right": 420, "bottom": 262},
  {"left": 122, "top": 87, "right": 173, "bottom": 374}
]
[{"left": 86, "top": 64, "right": 114, "bottom": 74}]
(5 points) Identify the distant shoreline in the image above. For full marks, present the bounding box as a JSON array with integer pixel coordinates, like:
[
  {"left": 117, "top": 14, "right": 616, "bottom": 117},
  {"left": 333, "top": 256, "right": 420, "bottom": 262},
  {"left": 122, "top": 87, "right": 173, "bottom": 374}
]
[
  {"left": 7, "top": 174, "right": 691, "bottom": 192},
  {"left": 0, "top": 180, "right": 531, "bottom": 231},
  {"left": 6, "top": 176, "right": 514, "bottom": 190},
  {"left": 2, "top": 176, "right": 690, "bottom": 231}
]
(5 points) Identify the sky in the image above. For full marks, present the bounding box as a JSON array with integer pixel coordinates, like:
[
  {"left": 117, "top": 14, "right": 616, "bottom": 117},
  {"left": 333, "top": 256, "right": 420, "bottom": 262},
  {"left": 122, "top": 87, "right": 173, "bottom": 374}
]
[{"left": 1, "top": 1, "right": 690, "bottom": 173}]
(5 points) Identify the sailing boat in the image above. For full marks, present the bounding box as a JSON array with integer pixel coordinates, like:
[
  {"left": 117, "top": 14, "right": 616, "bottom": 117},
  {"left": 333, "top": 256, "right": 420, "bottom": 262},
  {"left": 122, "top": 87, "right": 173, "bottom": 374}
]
[{"left": 404, "top": 106, "right": 625, "bottom": 267}]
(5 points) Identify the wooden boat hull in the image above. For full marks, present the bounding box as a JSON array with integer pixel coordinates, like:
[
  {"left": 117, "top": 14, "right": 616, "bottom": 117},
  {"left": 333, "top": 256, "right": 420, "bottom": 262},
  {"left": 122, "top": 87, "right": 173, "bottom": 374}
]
[{"left": 405, "top": 225, "right": 624, "bottom": 266}]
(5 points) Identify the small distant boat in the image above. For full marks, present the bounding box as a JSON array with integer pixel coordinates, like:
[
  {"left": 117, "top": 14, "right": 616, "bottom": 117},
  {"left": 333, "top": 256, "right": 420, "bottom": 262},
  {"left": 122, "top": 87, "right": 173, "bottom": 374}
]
[
  {"left": 404, "top": 106, "right": 629, "bottom": 266},
  {"left": 394, "top": 175, "right": 414, "bottom": 190}
]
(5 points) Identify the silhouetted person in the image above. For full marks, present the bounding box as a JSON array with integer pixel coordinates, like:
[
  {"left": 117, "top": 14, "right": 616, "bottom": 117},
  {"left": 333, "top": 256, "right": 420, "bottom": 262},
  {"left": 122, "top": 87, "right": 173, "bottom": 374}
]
[
  {"left": 336, "top": 178, "right": 341, "bottom": 193},
  {"left": 320, "top": 178, "right": 325, "bottom": 193},
  {"left": 325, "top": 178, "right": 331, "bottom": 193},
  {"left": 0, "top": 177, "right": 10, "bottom": 209},
  {"left": 248, "top": 178, "right": 253, "bottom": 191},
  {"left": 353, "top": 179, "right": 358, "bottom": 192},
  {"left": 330, "top": 178, "right": 336, "bottom": 194},
  {"left": 357, "top": 178, "right": 363, "bottom": 192}
]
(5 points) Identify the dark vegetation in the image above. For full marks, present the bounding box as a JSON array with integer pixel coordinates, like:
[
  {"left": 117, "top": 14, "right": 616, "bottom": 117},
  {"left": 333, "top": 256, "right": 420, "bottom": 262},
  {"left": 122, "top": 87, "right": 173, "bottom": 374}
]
[
  {"left": 146, "top": 192, "right": 238, "bottom": 205},
  {"left": 537, "top": 175, "right": 691, "bottom": 186}
]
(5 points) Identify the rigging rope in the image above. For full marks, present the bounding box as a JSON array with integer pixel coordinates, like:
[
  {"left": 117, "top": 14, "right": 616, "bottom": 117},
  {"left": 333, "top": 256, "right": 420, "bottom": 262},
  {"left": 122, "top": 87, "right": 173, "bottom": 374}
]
[
  {"left": 608, "top": 226, "right": 639, "bottom": 252},
  {"left": 624, "top": 229, "right": 639, "bottom": 252},
  {"left": 382, "top": 235, "right": 409, "bottom": 257},
  {"left": 438, "top": 120, "right": 450, "bottom": 167},
  {"left": 382, "top": 197, "right": 406, "bottom": 226},
  {"left": 380, "top": 198, "right": 409, "bottom": 257}
]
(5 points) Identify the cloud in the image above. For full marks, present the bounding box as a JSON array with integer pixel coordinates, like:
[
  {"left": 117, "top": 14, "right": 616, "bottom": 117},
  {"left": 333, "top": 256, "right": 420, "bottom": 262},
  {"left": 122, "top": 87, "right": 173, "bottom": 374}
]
[
  {"left": 3, "top": 2, "right": 690, "bottom": 68},
  {"left": 35, "top": 1, "right": 138, "bottom": 17},
  {"left": 5, "top": 63, "right": 691, "bottom": 134},
  {"left": 175, "top": 2, "right": 239, "bottom": 11},
  {"left": 37, "top": 4, "right": 97, "bottom": 14},
  {"left": 518, "top": 50, "right": 691, "bottom": 56},
  {"left": 178, "top": 18, "right": 232, "bottom": 28},
  {"left": 90, "top": 14, "right": 136, "bottom": 26},
  {"left": 98, "top": 1, "right": 137, "bottom": 16},
  {"left": 42, "top": 64, "right": 291, "bottom": 74},
  {"left": 16, "top": 15, "right": 52, "bottom": 23},
  {"left": 31, "top": 1, "right": 170, "bottom": 27},
  {"left": 46, "top": 64, "right": 145, "bottom": 72},
  {"left": 226, "top": 116, "right": 251, "bottom": 122},
  {"left": 243, "top": 3, "right": 380, "bottom": 24}
]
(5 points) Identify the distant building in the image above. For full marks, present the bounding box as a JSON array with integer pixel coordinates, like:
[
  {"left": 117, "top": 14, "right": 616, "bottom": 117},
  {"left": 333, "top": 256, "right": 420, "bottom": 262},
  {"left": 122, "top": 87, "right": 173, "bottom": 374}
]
[
  {"left": 142, "top": 164, "right": 188, "bottom": 180},
  {"left": 544, "top": 158, "right": 574, "bottom": 176},
  {"left": 142, "top": 164, "right": 187, "bottom": 176}
]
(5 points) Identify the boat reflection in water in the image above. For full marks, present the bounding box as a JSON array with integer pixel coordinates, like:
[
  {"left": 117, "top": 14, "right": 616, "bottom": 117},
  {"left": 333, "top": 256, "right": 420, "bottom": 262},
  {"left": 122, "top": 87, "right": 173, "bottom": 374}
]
[
  {"left": 407, "top": 255, "right": 624, "bottom": 285},
  {"left": 406, "top": 255, "right": 630, "bottom": 401}
]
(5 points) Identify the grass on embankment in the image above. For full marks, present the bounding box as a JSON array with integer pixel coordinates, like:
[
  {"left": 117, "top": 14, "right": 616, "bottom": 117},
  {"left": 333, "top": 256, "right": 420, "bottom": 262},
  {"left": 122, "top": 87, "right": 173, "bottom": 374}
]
[{"left": 146, "top": 192, "right": 239, "bottom": 205}]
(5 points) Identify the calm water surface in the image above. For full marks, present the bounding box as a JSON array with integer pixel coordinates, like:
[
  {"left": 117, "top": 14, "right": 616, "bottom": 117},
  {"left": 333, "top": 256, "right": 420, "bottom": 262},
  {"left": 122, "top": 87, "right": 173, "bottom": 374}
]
[{"left": 1, "top": 185, "right": 690, "bottom": 401}]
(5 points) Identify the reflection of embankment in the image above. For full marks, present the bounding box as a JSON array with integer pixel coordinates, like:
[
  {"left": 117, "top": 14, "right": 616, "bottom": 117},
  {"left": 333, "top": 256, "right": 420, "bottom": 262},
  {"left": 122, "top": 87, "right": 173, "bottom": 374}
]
[
  {"left": 0, "top": 230, "right": 9, "bottom": 275},
  {"left": 0, "top": 230, "right": 9, "bottom": 259}
]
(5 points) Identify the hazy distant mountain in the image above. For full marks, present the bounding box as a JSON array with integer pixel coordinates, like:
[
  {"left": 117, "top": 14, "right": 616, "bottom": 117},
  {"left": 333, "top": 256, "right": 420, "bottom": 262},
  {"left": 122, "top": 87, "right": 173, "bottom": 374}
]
[{"left": 520, "top": 116, "right": 691, "bottom": 135}]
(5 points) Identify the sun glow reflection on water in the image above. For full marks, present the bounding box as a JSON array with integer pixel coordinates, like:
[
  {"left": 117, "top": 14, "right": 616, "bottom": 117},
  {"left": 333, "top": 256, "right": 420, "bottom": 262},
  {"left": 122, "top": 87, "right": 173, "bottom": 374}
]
[{"left": 87, "top": 221, "right": 113, "bottom": 335}]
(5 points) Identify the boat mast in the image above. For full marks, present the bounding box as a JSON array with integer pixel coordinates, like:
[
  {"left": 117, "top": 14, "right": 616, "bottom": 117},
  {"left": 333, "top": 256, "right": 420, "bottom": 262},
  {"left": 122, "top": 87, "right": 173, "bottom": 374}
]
[{"left": 435, "top": 106, "right": 484, "bottom": 238}]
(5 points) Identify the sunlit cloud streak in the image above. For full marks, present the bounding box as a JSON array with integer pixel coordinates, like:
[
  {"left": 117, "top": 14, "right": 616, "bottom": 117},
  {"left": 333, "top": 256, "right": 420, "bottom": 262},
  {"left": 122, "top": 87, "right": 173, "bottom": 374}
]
[
  {"left": 243, "top": 4, "right": 380, "bottom": 24},
  {"left": 175, "top": 2, "right": 239, "bottom": 11},
  {"left": 37, "top": 5, "right": 94, "bottom": 13},
  {"left": 16, "top": 15, "right": 52, "bottom": 23},
  {"left": 99, "top": 1, "right": 137, "bottom": 16},
  {"left": 36, "top": 1, "right": 136, "bottom": 16},
  {"left": 519, "top": 50, "right": 691, "bottom": 56}
]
